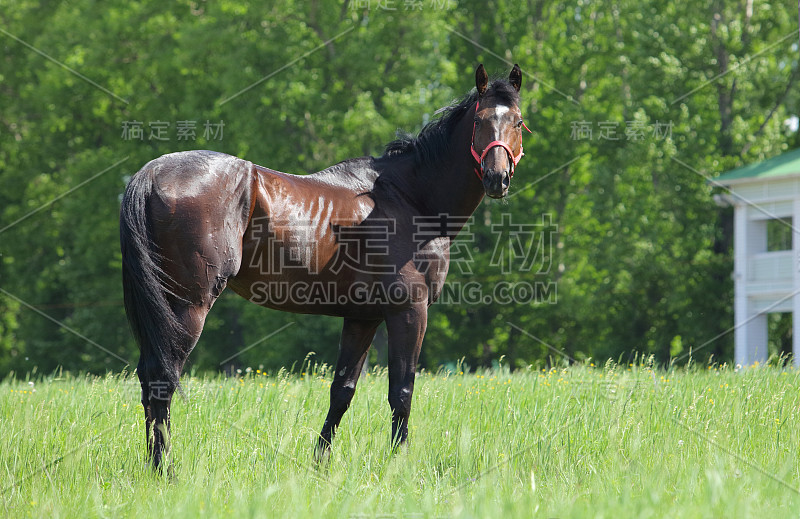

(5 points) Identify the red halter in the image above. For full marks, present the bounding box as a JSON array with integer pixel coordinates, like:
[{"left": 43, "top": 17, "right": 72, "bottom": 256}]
[{"left": 470, "top": 100, "right": 532, "bottom": 181}]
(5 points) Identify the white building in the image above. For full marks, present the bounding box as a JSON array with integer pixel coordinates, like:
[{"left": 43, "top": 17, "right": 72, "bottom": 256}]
[{"left": 715, "top": 148, "right": 800, "bottom": 366}]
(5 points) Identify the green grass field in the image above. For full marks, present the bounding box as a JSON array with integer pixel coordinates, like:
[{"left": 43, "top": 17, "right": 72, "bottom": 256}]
[{"left": 2, "top": 359, "right": 800, "bottom": 518}]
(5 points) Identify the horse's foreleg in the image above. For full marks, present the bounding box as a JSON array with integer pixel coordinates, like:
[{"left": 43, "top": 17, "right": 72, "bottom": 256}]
[
  {"left": 385, "top": 304, "right": 427, "bottom": 447},
  {"left": 316, "top": 318, "right": 382, "bottom": 457}
]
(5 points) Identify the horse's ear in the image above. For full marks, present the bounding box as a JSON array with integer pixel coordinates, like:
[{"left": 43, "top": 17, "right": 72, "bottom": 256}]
[
  {"left": 509, "top": 64, "right": 522, "bottom": 92},
  {"left": 475, "top": 64, "right": 488, "bottom": 96}
]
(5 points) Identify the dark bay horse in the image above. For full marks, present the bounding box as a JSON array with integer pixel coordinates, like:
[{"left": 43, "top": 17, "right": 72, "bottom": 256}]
[{"left": 120, "top": 64, "right": 530, "bottom": 468}]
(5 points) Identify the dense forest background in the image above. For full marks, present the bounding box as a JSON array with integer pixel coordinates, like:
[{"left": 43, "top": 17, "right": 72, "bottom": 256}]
[{"left": 1, "top": 0, "right": 799, "bottom": 377}]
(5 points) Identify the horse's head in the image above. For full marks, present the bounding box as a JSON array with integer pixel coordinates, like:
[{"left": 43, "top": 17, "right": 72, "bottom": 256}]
[{"left": 471, "top": 63, "right": 530, "bottom": 199}]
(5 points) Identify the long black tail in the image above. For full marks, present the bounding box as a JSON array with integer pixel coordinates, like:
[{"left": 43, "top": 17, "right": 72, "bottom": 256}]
[{"left": 120, "top": 168, "right": 184, "bottom": 390}]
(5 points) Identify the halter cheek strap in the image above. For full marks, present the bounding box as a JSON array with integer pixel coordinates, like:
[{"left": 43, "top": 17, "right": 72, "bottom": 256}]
[{"left": 470, "top": 100, "right": 532, "bottom": 181}]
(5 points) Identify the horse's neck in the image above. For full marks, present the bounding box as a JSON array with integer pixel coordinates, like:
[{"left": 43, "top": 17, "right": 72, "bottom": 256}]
[
  {"left": 373, "top": 109, "right": 485, "bottom": 219},
  {"left": 415, "top": 122, "right": 485, "bottom": 218}
]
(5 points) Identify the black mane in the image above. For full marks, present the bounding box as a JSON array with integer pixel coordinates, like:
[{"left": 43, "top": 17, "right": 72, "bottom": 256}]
[{"left": 380, "top": 79, "right": 520, "bottom": 168}]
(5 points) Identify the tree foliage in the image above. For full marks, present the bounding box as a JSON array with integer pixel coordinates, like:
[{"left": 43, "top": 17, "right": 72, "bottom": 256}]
[{"left": 0, "top": 0, "right": 797, "bottom": 376}]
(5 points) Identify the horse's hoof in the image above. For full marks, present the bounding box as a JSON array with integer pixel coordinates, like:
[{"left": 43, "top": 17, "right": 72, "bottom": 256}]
[{"left": 313, "top": 444, "right": 332, "bottom": 468}]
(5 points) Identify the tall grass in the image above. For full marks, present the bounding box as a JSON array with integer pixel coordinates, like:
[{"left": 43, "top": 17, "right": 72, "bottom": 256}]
[{"left": 2, "top": 359, "right": 800, "bottom": 517}]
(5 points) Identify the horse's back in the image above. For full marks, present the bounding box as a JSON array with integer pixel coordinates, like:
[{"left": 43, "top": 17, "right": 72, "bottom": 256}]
[{"left": 140, "top": 150, "right": 252, "bottom": 203}]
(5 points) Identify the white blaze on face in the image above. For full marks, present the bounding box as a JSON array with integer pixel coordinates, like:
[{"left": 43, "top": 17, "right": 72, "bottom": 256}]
[{"left": 493, "top": 105, "right": 510, "bottom": 141}]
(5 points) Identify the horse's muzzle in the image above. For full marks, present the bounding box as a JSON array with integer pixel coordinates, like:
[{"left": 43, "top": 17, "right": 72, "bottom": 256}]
[{"left": 483, "top": 168, "right": 510, "bottom": 198}]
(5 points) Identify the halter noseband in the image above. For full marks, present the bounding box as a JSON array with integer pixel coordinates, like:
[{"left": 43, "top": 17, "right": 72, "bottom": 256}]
[{"left": 470, "top": 100, "right": 532, "bottom": 181}]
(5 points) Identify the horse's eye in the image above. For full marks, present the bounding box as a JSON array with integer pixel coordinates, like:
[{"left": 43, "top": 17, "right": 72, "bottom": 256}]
[
  {"left": 474, "top": 117, "right": 481, "bottom": 125},
  {"left": 516, "top": 120, "right": 524, "bottom": 128}
]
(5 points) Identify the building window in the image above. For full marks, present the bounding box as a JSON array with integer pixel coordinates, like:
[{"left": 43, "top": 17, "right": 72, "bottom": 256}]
[
  {"left": 767, "top": 218, "right": 793, "bottom": 251},
  {"left": 768, "top": 312, "right": 793, "bottom": 364}
]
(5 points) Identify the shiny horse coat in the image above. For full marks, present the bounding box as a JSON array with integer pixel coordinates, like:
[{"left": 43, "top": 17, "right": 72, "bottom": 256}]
[{"left": 120, "top": 64, "right": 529, "bottom": 469}]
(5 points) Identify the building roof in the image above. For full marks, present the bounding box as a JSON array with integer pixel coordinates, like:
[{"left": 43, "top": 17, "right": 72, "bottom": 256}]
[{"left": 715, "top": 147, "right": 800, "bottom": 185}]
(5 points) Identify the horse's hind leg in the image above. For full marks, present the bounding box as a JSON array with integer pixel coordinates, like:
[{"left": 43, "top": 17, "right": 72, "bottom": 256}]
[
  {"left": 139, "top": 303, "right": 211, "bottom": 471},
  {"left": 139, "top": 362, "right": 174, "bottom": 470},
  {"left": 316, "top": 318, "right": 382, "bottom": 459},
  {"left": 124, "top": 153, "right": 252, "bottom": 471}
]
